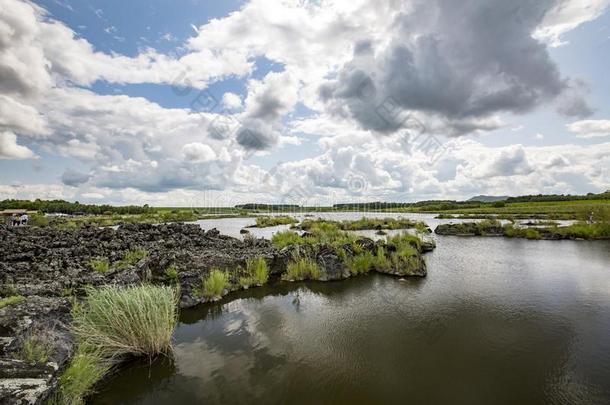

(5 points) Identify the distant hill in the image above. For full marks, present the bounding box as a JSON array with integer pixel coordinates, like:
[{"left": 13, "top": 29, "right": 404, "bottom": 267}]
[{"left": 467, "top": 195, "right": 509, "bottom": 203}]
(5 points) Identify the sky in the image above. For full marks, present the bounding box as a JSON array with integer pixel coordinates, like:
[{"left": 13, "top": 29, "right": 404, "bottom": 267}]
[{"left": 1, "top": 0, "right": 610, "bottom": 207}]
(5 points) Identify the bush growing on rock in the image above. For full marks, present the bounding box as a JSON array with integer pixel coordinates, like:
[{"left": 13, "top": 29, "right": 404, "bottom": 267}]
[{"left": 202, "top": 269, "right": 230, "bottom": 299}]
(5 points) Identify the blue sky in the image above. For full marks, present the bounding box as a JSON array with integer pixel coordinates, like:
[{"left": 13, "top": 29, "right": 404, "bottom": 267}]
[{"left": 1, "top": 0, "right": 609, "bottom": 205}]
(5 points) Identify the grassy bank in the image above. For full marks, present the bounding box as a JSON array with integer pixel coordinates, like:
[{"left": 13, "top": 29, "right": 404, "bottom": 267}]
[
  {"left": 297, "top": 217, "right": 428, "bottom": 232},
  {"left": 435, "top": 219, "right": 610, "bottom": 240},
  {"left": 410, "top": 200, "right": 610, "bottom": 220}
]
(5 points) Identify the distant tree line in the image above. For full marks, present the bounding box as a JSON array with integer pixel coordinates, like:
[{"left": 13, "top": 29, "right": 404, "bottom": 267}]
[
  {"left": 333, "top": 202, "right": 411, "bottom": 210},
  {"left": 235, "top": 204, "right": 300, "bottom": 210},
  {"left": 505, "top": 191, "right": 610, "bottom": 203},
  {"left": 0, "top": 199, "right": 152, "bottom": 215}
]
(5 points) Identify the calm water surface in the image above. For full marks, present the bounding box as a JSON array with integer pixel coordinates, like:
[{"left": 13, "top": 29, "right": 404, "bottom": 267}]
[{"left": 92, "top": 215, "right": 610, "bottom": 404}]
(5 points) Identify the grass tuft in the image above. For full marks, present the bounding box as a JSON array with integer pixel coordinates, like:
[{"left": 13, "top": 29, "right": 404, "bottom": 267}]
[
  {"left": 90, "top": 258, "right": 110, "bottom": 273},
  {"left": 20, "top": 333, "right": 53, "bottom": 364},
  {"left": 202, "top": 268, "right": 230, "bottom": 299},
  {"left": 55, "top": 285, "right": 177, "bottom": 404},
  {"left": 52, "top": 350, "right": 111, "bottom": 405},
  {"left": 0, "top": 295, "right": 25, "bottom": 309},
  {"left": 271, "top": 231, "right": 304, "bottom": 249},
  {"left": 247, "top": 257, "right": 269, "bottom": 286},
  {"left": 345, "top": 251, "right": 375, "bottom": 276},
  {"left": 283, "top": 257, "right": 322, "bottom": 281},
  {"left": 164, "top": 265, "right": 178, "bottom": 282},
  {"left": 71, "top": 285, "right": 177, "bottom": 359},
  {"left": 117, "top": 249, "right": 149, "bottom": 268}
]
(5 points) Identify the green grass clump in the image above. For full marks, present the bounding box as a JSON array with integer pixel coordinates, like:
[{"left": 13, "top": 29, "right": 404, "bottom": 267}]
[
  {"left": 0, "top": 295, "right": 25, "bottom": 309},
  {"left": 523, "top": 228, "right": 541, "bottom": 240},
  {"left": 247, "top": 257, "right": 269, "bottom": 286},
  {"left": 164, "top": 265, "right": 178, "bottom": 282},
  {"left": 550, "top": 222, "right": 610, "bottom": 239},
  {"left": 238, "top": 258, "right": 269, "bottom": 288},
  {"left": 29, "top": 214, "right": 49, "bottom": 227},
  {"left": 345, "top": 251, "right": 375, "bottom": 276},
  {"left": 90, "top": 258, "right": 110, "bottom": 273},
  {"left": 387, "top": 233, "right": 422, "bottom": 252},
  {"left": 373, "top": 246, "right": 390, "bottom": 271},
  {"left": 272, "top": 231, "right": 304, "bottom": 249},
  {"left": 202, "top": 269, "right": 230, "bottom": 299},
  {"left": 20, "top": 333, "right": 53, "bottom": 364},
  {"left": 72, "top": 285, "right": 177, "bottom": 359},
  {"left": 52, "top": 350, "right": 110, "bottom": 405},
  {"left": 283, "top": 257, "right": 322, "bottom": 281},
  {"left": 254, "top": 216, "right": 298, "bottom": 227},
  {"left": 117, "top": 249, "right": 149, "bottom": 268},
  {"left": 56, "top": 285, "right": 177, "bottom": 404},
  {"left": 238, "top": 276, "right": 256, "bottom": 288},
  {"left": 272, "top": 223, "right": 361, "bottom": 249}
]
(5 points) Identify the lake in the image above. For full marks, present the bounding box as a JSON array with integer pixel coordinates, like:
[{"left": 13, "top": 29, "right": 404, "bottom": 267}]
[{"left": 91, "top": 214, "right": 610, "bottom": 404}]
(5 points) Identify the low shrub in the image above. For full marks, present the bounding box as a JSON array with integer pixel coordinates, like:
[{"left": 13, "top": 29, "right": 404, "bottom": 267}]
[
  {"left": 29, "top": 214, "right": 49, "bottom": 227},
  {"left": 202, "top": 269, "right": 230, "bottom": 298},
  {"left": 0, "top": 295, "right": 25, "bottom": 309}
]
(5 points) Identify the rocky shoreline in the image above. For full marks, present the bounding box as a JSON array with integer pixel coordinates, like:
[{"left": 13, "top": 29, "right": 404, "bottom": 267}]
[{"left": 0, "top": 223, "right": 433, "bottom": 403}]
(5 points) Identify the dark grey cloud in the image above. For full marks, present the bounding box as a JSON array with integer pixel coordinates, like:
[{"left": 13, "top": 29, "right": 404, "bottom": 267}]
[
  {"left": 486, "top": 147, "right": 533, "bottom": 177},
  {"left": 236, "top": 126, "right": 276, "bottom": 151},
  {"left": 61, "top": 169, "right": 91, "bottom": 187},
  {"left": 320, "top": 0, "right": 575, "bottom": 136},
  {"left": 555, "top": 80, "right": 595, "bottom": 119}
]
